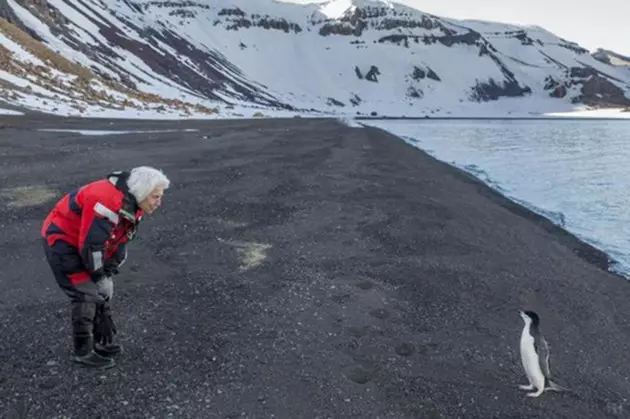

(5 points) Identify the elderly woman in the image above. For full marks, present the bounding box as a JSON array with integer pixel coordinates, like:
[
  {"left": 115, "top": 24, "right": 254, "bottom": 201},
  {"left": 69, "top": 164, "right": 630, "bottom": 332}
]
[{"left": 41, "top": 166, "right": 170, "bottom": 369}]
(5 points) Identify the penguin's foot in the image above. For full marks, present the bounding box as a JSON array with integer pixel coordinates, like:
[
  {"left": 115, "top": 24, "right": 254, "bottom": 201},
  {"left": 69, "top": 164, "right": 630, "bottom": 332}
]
[
  {"left": 526, "top": 390, "right": 544, "bottom": 398},
  {"left": 519, "top": 384, "right": 535, "bottom": 390}
]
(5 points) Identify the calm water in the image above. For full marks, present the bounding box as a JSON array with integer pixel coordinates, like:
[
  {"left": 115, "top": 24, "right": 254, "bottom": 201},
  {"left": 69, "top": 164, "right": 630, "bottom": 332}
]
[{"left": 362, "top": 119, "right": 630, "bottom": 278}]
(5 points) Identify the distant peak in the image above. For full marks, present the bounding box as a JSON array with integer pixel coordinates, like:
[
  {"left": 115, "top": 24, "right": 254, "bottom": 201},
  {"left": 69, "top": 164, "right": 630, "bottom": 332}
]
[
  {"left": 318, "top": 0, "right": 353, "bottom": 19},
  {"left": 315, "top": 0, "right": 394, "bottom": 18}
]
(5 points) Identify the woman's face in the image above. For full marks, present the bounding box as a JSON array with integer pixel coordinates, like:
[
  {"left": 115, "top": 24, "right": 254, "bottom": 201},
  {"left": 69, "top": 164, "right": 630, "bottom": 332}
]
[{"left": 139, "top": 187, "right": 164, "bottom": 214}]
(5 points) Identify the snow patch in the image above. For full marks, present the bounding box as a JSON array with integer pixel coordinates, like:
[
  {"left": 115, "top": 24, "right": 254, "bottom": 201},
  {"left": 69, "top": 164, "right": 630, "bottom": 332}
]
[
  {"left": 544, "top": 108, "right": 630, "bottom": 118},
  {"left": 318, "top": 0, "right": 354, "bottom": 19},
  {"left": 0, "top": 108, "right": 24, "bottom": 115},
  {"left": 336, "top": 116, "right": 364, "bottom": 127},
  {"left": 37, "top": 129, "right": 201, "bottom": 135}
]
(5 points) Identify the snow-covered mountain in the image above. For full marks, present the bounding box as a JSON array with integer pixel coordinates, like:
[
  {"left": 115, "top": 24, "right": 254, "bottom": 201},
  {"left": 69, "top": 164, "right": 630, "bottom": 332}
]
[{"left": 1, "top": 0, "right": 629, "bottom": 118}]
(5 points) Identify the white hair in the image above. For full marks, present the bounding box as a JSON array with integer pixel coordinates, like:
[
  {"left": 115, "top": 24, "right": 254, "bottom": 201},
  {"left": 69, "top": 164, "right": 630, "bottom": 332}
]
[{"left": 127, "top": 166, "right": 170, "bottom": 203}]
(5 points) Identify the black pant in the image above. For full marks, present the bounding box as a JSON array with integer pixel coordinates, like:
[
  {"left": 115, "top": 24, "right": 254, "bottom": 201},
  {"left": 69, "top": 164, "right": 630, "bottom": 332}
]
[{"left": 42, "top": 238, "right": 103, "bottom": 335}]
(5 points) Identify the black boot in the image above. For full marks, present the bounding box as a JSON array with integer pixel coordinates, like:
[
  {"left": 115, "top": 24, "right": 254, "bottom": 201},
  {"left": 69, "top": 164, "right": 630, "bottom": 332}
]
[
  {"left": 94, "top": 341, "right": 123, "bottom": 357},
  {"left": 72, "top": 333, "right": 116, "bottom": 369},
  {"left": 93, "top": 302, "right": 123, "bottom": 357}
]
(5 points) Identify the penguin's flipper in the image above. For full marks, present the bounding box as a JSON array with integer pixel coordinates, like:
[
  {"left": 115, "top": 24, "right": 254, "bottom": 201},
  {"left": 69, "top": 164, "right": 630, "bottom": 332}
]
[{"left": 535, "top": 335, "right": 552, "bottom": 378}]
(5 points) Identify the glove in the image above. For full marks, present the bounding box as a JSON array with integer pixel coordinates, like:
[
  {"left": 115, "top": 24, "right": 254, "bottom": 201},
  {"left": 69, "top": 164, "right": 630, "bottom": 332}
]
[
  {"left": 95, "top": 303, "right": 117, "bottom": 345},
  {"left": 103, "top": 260, "right": 120, "bottom": 277},
  {"left": 96, "top": 276, "right": 113, "bottom": 302}
]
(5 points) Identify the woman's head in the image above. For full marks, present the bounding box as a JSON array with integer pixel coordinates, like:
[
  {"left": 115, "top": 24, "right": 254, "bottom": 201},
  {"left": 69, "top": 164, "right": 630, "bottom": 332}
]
[{"left": 127, "top": 166, "right": 170, "bottom": 214}]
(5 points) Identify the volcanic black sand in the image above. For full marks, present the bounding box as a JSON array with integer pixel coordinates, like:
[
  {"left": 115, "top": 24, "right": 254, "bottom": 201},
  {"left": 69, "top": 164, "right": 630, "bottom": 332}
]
[{"left": 1, "top": 115, "right": 630, "bottom": 419}]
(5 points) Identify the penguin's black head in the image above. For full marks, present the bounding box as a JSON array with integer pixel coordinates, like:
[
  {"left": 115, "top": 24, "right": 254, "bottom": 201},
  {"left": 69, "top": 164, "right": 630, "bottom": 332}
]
[{"left": 519, "top": 309, "right": 540, "bottom": 325}]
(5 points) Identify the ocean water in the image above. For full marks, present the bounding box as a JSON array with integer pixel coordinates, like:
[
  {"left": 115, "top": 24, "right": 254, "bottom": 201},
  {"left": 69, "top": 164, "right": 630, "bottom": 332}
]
[{"left": 361, "top": 119, "right": 630, "bottom": 279}]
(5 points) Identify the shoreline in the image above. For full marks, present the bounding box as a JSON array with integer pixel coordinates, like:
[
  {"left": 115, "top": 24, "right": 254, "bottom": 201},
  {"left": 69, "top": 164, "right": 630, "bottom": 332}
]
[
  {"left": 354, "top": 115, "right": 630, "bottom": 121},
  {"left": 3, "top": 99, "right": 630, "bottom": 122},
  {"left": 362, "top": 122, "right": 630, "bottom": 283},
  {"left": 3, "top": 113, "right": 630, "bottom": 122},
  {"left": 367, "top": 124, "right": 625, "bottom": 281}
]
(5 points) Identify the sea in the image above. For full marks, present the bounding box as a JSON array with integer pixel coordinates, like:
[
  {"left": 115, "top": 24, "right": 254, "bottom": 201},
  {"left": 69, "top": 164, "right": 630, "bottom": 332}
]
[{"left": 359, "top": 118, "right": 630, "bottom": 279}]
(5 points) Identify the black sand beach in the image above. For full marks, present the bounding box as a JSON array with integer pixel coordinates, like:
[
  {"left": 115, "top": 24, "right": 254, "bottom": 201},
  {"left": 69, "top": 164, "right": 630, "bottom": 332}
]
[{"left": 1, "top": 115, "right": 630, "bottom": 418}]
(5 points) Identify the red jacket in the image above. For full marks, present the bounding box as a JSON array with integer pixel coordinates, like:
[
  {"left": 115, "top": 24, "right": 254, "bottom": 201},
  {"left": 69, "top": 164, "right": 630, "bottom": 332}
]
[{"left": 42, "top": 171, "right": 143, "bottom": 283}]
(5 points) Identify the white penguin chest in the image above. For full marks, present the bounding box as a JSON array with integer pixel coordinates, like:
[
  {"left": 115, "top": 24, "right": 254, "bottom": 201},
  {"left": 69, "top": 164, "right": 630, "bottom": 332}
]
[{"left": 520, "top": 331, "right": 543, "bottom": 378}]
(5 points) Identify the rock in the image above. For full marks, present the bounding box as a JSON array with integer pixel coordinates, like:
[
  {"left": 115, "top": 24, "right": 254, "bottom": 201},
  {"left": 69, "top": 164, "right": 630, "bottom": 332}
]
[{"left": 580, "top": 74, "right": 630, "bottom": 107}]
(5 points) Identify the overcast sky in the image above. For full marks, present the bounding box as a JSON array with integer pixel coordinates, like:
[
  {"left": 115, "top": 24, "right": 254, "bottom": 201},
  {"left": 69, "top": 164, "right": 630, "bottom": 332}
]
[{"left": 285, "top": 0, "right": 629, "bottom": 56}]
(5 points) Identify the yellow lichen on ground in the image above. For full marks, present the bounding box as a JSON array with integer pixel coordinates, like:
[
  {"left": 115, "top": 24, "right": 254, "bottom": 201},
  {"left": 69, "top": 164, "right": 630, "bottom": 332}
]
[{"left": 0, "top": 186, "right": 59, "bottom": 208}]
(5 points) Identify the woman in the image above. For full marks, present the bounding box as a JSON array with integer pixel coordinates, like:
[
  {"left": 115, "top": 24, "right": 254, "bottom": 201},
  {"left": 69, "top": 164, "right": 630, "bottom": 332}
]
[{"left": 41, "top": 166, "right": 170, "bottom": 368}]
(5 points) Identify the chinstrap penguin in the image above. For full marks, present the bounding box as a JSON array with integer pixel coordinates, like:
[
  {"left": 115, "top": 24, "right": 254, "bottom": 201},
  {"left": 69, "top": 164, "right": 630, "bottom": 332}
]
[{"left": 518, "top": 309, "right": 568, "bottom": 397}]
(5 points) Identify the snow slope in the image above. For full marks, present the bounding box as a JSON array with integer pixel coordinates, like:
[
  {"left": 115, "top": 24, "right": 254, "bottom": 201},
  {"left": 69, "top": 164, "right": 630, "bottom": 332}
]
[{"left": 1, "top": 0, "right": 629, "bottom": 118}]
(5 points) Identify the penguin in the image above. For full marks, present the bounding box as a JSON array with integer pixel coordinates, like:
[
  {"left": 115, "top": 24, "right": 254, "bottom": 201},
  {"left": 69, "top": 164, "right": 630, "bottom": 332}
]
[{"left": 518, "top": 309, "right": 567, "bottom": 397}]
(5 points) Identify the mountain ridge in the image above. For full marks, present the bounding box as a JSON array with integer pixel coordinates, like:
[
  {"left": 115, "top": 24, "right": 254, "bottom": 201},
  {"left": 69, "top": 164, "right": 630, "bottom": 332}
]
[
  {"left": 592, "top": 48, "right": 630, "bottom": 68},
  {"left": 1, "top": 0, "right": 629, "bottom": 118}
]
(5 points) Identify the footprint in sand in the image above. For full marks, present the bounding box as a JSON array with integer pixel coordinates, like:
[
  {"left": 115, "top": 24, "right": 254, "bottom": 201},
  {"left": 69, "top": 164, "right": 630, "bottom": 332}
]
[
  {"left": 355, "top": 280, "right": 374, "bottom": 290},
  {"left": 344, "top": 365, "right": 375, "bottom": 384},
  {"left": 394, "top": 342, "right": 416, "bottom": 357},
  {"left": 369, "top": 308, "right": 390, "bottom": 320},
  {"left": 346, "top": 325, "right": 369, "bottom": 338},
  {"left": 331, "top": 293, "right": 352, "bottom": 305}
]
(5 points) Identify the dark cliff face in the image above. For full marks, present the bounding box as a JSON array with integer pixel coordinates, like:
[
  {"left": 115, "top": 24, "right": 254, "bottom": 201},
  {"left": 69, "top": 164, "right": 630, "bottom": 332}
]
[
  {"left": 317, "top": 6, "right": 458, "bottom": 39},
  {"left": 542, "top": 66, "right": 630, "bottom": 107},
  {"left": 576, "top": 74, "right": 630, "bottom": 107},
  {"left": 215, "top": 7, "right": 302, "bottom": 33}
]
